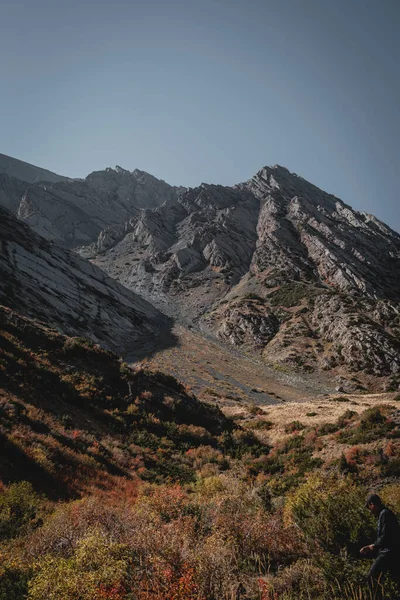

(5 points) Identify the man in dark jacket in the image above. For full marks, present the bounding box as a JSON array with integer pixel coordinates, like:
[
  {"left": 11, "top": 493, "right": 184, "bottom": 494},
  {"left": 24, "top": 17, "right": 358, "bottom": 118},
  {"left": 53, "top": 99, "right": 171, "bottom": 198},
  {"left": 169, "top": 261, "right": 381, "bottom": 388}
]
[{"left": 360, "top": 493, "right": 400, "bottom": 598}]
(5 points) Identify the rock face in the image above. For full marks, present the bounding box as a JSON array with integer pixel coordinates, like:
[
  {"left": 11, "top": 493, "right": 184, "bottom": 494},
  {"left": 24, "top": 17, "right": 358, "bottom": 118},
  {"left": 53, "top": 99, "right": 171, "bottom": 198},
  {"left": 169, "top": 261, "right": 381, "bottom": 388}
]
[
  {"left": 242, "top": 166, "right": 400, "bottom": 300},
  {"left": 87, "top": 184, "right": 260, "bottom": 319},
  {"left": 0, "top": 207, "right": 173, "bottom": 358},
  {"left": 83, "top": 165, "right": 400, "bottom": 388},
  {"left": 207, "top": 284, "right": 400, "bottom": 388},
  {"left": 0, "top": 155, "right": 183, "bottom": 248}
]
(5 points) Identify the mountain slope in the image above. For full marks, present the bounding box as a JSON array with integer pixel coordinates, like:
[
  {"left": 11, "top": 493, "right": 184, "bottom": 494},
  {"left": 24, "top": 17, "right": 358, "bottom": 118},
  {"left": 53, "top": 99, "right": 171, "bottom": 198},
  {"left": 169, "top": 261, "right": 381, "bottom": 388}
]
[
  {"left": 0, "top": 207, "right": 174, "bottom": 358},
  {"left": 0, "top": 153, "right": 68, "bottom": 184},
  {"left": 243, "top": 166, "right": 400, "bottom": 299},
  {"left": 0, "top": 305, "right": 237, "bottom": 497}
]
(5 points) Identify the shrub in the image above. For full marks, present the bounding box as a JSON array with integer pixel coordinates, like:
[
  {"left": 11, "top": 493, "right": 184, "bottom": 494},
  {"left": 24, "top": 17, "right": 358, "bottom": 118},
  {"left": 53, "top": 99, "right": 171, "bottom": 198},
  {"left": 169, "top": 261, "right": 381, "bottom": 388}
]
[
  {"left": 28, "top": 530, "right": 132, "bottom": 600},
  {"left": 259, "top": 559, "right": 325, "bottom": 599},
  {"left": 0, "top": 481, "right": 42, "bottom": 540},
  {"left": 248, "top": 402, "right": 264, "bottom": 416},
  {"left": 381, "top": 484, "right": 400, "bottom": 515},
  {"left": 338, "top": 407, "right": 397, "bottom": 444},
  {"left": 247, "top": 419, "right": 273, "bottom": 431},
  {"left": 284, "top": 421, "right": 305, "bottom": 433},
  {"left": 284, "top": 474, "right": 375, "bottom": 554},
  {"left": 0, "top": 564, "right": 30, "bottom": 600},
  {"left": 316, "top": 422, "right": 339, "bottom": 436}
]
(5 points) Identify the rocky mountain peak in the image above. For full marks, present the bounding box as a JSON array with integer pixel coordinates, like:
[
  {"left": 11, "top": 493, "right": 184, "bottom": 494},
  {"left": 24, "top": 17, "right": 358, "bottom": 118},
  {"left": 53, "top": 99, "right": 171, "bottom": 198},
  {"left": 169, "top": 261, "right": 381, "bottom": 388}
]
[{"left": 0, "top": 154, "right": 183, "bottom": 248}]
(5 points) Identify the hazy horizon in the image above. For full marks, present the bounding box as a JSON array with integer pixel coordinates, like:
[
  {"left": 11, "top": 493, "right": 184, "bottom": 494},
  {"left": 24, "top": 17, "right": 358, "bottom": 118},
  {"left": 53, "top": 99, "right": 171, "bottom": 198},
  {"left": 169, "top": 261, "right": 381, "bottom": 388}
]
[{"left": 2, "top": 0, "right": 399, "bottom": 230}]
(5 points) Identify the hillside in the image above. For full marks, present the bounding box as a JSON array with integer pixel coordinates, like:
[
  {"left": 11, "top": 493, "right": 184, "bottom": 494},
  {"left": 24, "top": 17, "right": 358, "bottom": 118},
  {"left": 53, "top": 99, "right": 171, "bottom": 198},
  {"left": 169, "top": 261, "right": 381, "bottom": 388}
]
[
  {"left": 1, "top": 305, "right": 399, "bottom": 600},
  {"left": 0, "top": 306, "right": 241, "bottom": 498},
  {"left": 0, "top": 153, "right": 68, "bottom": 185}
]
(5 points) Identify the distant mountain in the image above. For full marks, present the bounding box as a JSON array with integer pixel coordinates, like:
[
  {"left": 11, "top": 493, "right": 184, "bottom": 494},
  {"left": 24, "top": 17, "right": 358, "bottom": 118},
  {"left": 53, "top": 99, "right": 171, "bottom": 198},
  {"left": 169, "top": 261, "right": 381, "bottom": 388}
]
[
  {"left": 85, "top": 165, "right": 400, "bottom": 305},
  {"left": 0, "top": 206, "right": 173, "bottom": 358},
  {"left": 0, "top": 153, "right": 68, "bottom": 184},
  {"left": 0, "top": 154, "right": 184, "bottom": 248}
]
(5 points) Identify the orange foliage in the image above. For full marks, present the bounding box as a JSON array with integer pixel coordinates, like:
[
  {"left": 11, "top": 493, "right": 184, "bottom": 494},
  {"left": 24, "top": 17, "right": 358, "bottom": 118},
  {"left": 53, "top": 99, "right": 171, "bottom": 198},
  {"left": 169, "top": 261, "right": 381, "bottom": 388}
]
[
  {"left": 258, "top": 579, "right": 279, "bottom": 600},
  {"left": 96, "top": 583, "right": 127, "bottom": 600},
  {"left": 138, "top": 563, "right": 204, "bottom": 600}
]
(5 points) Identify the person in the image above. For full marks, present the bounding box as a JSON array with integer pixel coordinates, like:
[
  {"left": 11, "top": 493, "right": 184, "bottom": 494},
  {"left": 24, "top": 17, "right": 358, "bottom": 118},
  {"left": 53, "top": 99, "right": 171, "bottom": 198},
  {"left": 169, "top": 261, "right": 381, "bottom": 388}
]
[{"left": 360, "top": 493, "right": 400, "bottom": 598}]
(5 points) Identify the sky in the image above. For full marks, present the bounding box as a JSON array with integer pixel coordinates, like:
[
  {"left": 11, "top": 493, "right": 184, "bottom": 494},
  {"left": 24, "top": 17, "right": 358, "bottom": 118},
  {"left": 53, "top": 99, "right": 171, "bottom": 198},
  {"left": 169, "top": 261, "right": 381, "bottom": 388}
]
[{"left": 1, "top": 0, "right": 399, "bottom": 230}]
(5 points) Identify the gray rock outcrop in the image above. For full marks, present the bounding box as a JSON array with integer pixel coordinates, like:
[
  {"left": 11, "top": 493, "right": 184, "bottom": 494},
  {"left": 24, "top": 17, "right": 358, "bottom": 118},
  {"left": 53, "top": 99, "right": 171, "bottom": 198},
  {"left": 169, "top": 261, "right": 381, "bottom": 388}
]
[
  {"left": 0, "top": 207, "right": 173, "bottom": 358},
  {"left": 0, "top": 155, "right": 183, "bottom": 249}
]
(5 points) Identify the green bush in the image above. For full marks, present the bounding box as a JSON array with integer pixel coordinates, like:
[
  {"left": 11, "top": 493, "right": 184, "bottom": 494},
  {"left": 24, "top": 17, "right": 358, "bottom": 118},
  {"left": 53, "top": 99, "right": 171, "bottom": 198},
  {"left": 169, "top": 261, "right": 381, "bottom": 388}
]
[
  {"left": 284, "top": 421, "right": 306, "bottom": 433},
  {"left": 338, "top": 407, "right": 396, "bottom": 444},
  {"left": 0, "top": 566, "right": 30, "bottom": 600},
  {"left": 284, "top": 474, "right": 375, "bottom": 554},
  {"left": 28, "top": 530, "right": 132, "bottom": 600},
  {"left": 0, "top": 482, "right": 42, "bottom": 540}
]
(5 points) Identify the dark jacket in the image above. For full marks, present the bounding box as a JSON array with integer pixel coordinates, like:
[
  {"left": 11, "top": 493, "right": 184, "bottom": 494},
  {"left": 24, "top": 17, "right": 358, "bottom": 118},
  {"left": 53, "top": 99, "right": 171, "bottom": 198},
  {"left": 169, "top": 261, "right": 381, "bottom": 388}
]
[{"left": 374, "top": 506, "right": 400, "bottom": 554}]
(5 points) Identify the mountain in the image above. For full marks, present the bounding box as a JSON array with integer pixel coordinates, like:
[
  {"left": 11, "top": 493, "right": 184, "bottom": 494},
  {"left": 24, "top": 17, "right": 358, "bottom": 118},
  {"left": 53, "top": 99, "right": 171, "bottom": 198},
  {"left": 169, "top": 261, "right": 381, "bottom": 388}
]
[
  {"left": 1, "top": 156, "right": 399, "bottom": 389},
  {"left": 0, "top": 207, "right": 174, "bottom": 359},
  {"left": 0, "top": 154, "right": 184, "bottom": 248},
  {"left": 0, "top": 153, "right": 68, "bottom": 184},
  {"left": 82, "top": 165, "right": 400, "bottom": 389}
]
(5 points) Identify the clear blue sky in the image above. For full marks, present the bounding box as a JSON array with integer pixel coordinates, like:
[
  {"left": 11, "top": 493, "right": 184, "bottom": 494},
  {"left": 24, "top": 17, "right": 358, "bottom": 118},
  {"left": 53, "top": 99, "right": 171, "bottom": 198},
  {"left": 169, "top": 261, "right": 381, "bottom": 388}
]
[{"left": 1, "top": 0, "right": 399, "bottom": 230}]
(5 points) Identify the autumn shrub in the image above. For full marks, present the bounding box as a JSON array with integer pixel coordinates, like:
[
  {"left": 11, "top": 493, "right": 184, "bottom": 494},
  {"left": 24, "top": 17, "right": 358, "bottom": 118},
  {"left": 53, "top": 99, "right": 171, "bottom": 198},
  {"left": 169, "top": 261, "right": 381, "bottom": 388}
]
[
  {"left": 248, "top": 403, "right": 264, "bottom": 416},
  {"left": 193, "top": 533, "right": 237, "bottom": 599},
  {"left": 0, "top": 481, "right": 42, "bottom": 540},
  {"left": 193, "top": 475, "right": 228, "bottom": 500},
  {"left": 254, "top": 510, "right": 308, "bottom": 568},
  {"left": 0, "top": 559, "right": 30, "bottom": 600},
  {"left": 255, "top": 434, "right": 323, "bottom": 495},
  {"left": 284, "top": 473, "right": 375, "bottom": 554},
  {"left": 380, "top": 456, "right": 400, "bottom": 477},
  {"left": 195, "top": 476, "right": 306, "bottom": 579},
  {"left": 175, "top": 423, "right": 214, "bottom": 447},
  {"left": 284, "top": 421, "right": 305, "bottom": 434},
  {"left": 381, "top": 484, "right": 400, "bottom": 514},
  {"left": 28, "top": 495, "right": 132, "bottom": 559},
  {"left": 316, "top": 422, "right": 339, "bottom": 436},
  {"left": 336, "top": 409, "right": 357, "bottom": 428},
  {"left": 259, "top": 558, "right": 325, "bottom": 599},
  {"left": 185, "top": 446, "right": 229, "bottom": 474},
  {"left": 218, "top": 429, "right": 267, "bottom": 459},
  {"left": 62, "top": 337, "right": 96, "bottom": 355},
  {"left": 28, "top": 530, "right": 133, "bottom": 600},
  {"left": 338, "top": 407, "right": 397, "bottom": 444},
  {"left": 246, "top": 419, "right": 274, "bottom": 431},
  {"left": 135, "top": 483, "right": 189, "bottom": 523},
  {"left": 136, "top": 559, "right": 204, "bottom": 600}
]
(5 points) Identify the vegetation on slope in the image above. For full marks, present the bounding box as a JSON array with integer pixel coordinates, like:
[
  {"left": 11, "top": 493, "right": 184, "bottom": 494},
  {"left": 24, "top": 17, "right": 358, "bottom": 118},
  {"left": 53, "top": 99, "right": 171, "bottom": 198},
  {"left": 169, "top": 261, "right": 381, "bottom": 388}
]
[{"left": 0, "top": 306, "right": 399, "bottom": 599}]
